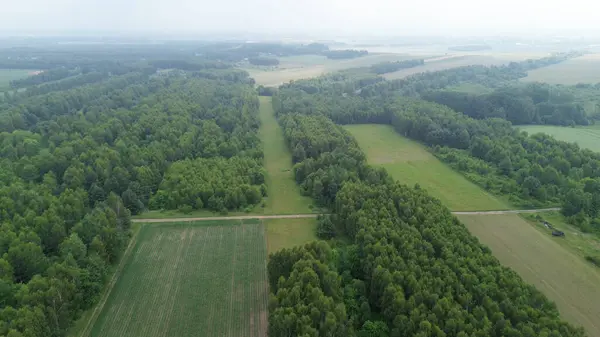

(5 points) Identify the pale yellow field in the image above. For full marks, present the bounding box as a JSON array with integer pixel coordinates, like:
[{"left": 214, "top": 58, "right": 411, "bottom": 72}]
[
  {"left": 459, "top": 214, "right": 600, "bottom": 337},
  {"left": 246, "top": 53, "right": 418, "bottom": 86},
  {"left": 522, "top": 53, "right": 600, "bottom": 84}
]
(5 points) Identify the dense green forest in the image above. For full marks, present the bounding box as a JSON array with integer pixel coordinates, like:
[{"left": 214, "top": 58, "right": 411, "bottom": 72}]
[
  {"left": 268, "top": 95, "right": 585, "bottom": 336},
  {"left": 0, "top": 41, "right": 267, "bottom": 335},
  {"left": 421, "top": 83, "right": 589, "bottom": 126},
  {"left": 274, "top": 65, "right": 600, "bottom": 233}
]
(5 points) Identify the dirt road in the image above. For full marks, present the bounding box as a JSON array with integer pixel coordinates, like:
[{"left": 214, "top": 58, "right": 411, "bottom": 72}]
[{"left": 133, "top": 208, "right": 560, "bottom": 223}]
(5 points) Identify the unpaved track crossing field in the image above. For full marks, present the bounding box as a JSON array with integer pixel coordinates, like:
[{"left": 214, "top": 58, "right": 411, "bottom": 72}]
[{"left": 89, "top": 220, "right": 268, "bottom": 337}]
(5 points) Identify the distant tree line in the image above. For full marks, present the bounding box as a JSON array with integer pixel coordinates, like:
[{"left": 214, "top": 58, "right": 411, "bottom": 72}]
[
  {"left": 370, "top": 58, "right": 425, "bottom": 74},
  {"left": 268, "top": 87, "right": 586, "bottom": 336},
  {"left": 9, "top": 68, "right": 75, "bottom": 88},
  {"left": 322, "top": 49, "right": 368, "bottom": 59},
  {"left": 248, "top": 57, "right": 280, "bottom": 66}
]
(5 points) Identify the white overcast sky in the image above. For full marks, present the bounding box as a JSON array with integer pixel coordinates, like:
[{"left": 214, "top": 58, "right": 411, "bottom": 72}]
[{"left": 0, "top": 0, "right": 598, "bottom": 36}]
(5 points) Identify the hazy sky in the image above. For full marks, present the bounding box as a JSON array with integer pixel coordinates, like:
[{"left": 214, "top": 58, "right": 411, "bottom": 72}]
[{"left": 0, "top": 0, "right": 598, "bottom": 36}]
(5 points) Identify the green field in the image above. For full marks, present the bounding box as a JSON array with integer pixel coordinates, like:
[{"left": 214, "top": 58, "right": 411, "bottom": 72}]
[
  {"left": 265, "top": 218, "right": 318, "bottom": 254},
  {"left": 88, "top": 220, "right": 268, "bottom": 337},
  {"left": 519, "top": 125, "right": 600, "bottom": 152},
  {"left": 345, "top": 124, "right": 509, "bottom": 211},
  {"left": 246, "top": 53, "right": 417, "bottom": 86},
  {"left": 522, "top": 54, "right": 600, "bottom": 84},
  {"left": 458, "top": 214, "right": 600, "bottom": 336},
  {"left": 0, "top": 69, "right": 33, "bottom": 90},
  {"left": 258, "top": 96, "right": 314, "bottom": 214}
]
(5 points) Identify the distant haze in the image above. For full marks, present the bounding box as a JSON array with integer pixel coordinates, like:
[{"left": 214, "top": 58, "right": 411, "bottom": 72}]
[{"left": 1, "top": 0, "right": 599, "bottom": 37}]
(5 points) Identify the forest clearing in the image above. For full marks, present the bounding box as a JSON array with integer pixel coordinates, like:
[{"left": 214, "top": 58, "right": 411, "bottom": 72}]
[
  {"left": 458, "top": 214, "right": 600, "bottom": 337},
  {"left": 345, "top": 124, "right": 510, "bottom": 211},
  {"left": 88, "top": 221, "right": 268, "bottom": 337}
]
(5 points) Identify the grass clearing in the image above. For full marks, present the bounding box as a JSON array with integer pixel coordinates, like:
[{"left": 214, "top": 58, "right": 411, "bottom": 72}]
[
  {"left": 522, "top": 54, "right": 600, "bottom": 84},
  {"left": 518, "top": 125, "right": 600, "bottom": 152},
  {"left": 259, "top": 96, "right": 314, "bottom": 214},
  {"left": 345, "top": 124, "right": 509, "bottom": 211},
  {"left": 264, "top": 218, "right": 318, "bottom": 254},
  {"left": 458, "top": 214, "right": 600, "bottom": 336},
  {"left": 88, "top": 220, "right": 268, "bottom": 337}
]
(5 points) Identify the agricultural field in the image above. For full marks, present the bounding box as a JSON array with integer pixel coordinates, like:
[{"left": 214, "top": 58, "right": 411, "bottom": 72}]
[
  {"left": 522, "top": 54, "right": 600, "bottom": 84},
  {"left": 259, "top": 96, "right": 314, "bottom": 214},
  {"left": 518, "top": 125, "right": 600, "bottom": 152},
  {"left": 345, "top": 124, "right": 510, "bottom": 211},
  {"left": 522, "top": 212, "right": 600, "bottom": 260},
  {"left": 88, "top": 220, "right": 268, "bottom": 337},
  {"left": 0, "top": 69, "right": 33, "bottom": 90},
  {"left": 458, "top": 214, "right": 600, "bottom": 336},
  {"left": 246, "top": 53, "right": 418, "bottom": 86},
  {"left": 382, "top": 54, "right": 515, "bottom": 80},
  {"left": 264, "top": 218, "right": 318, "bottom": 254}
]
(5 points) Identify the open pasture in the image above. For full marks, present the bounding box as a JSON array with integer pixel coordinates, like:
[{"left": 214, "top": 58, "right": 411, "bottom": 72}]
[
  {"left": 522, "top": 53, "right": 600, "bottom": 84},
  {"left": 458, "top": 213, "right": 600, "bottom": 336},
  {"left": 89, "top": 220, "right": 268, "bottom": 337},
  {"left": 345, "top": 124, "right": 509, "bottom": 211},
  {"left": 519, "top": 125, "right": 600, "bottom": 152}
]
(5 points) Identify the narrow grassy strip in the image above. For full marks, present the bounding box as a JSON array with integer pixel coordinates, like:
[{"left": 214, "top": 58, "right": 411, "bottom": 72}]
[
  {"left": 258, "top": 96, "right": 314, "bottom": 214},
  {"left": 345, "top": 124, "right": 510, "bottom": 211}
]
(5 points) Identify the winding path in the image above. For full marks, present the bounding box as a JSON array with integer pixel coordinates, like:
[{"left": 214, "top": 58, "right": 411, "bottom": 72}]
[{"left": 132, "top": 208, "right": 560, "bottom": 223}]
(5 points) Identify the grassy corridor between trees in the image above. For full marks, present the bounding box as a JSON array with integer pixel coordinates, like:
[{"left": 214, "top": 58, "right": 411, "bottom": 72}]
[
  {"left": 258, "top": 96, "right": 314, "bottom": 214},
  {"left": 458, "top": 214, "right": 600, "bottom": 337},
  {"left": 89, "top": 220, "right": 268, "bottom": 337},
  {"left": 345, "top": 124, "right": 510, "bottom": 211}
]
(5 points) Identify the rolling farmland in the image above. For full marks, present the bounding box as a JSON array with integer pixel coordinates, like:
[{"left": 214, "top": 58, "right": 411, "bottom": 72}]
[
  {"left": 89, "top": 220, "right": 268, "bottom": 337},
  {"left": 458, "top": 214, "right": 600, "bottom": 336},
  {"left": 522, "top": 53, "right": 600, "bottom": 84},
  {"left": 519, "top": 125, "right": 600, "bottom": 152},
  {"left": 345, "top": 124, "right": 509, "bottom": 211},
  {"left": 246, "top": 53, "right": 417, "bottom": 86}
]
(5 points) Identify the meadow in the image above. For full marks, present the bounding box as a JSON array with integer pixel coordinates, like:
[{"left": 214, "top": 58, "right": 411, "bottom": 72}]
[
  {"left": 0, "top": 69, "right": 33, "bottom": 90},
  {"left": 258, "top": 96, "right": 314, "bottom": 214},
  {"left": 88, "top": 220, "right": 268, "bottom": 337},
  {"left": 458, "top": 214, "right": 600, "bottom": 336},
  {"left": 345, "top": 124, "right": 509, "bottom": 211},
  {"left": 519, "top": 125, "right": 600, "bottom": 152},
  {"left": 522, "top": 53, "right": 600, "bottom": 84}
]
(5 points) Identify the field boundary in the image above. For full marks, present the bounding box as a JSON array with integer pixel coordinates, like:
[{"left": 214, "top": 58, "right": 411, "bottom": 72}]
[
  {"left": 78, "top": 227, "right": 142, "bottom": 337},
  {"left": 133, "top": 208, "right": 560, "bottom": 223}
]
